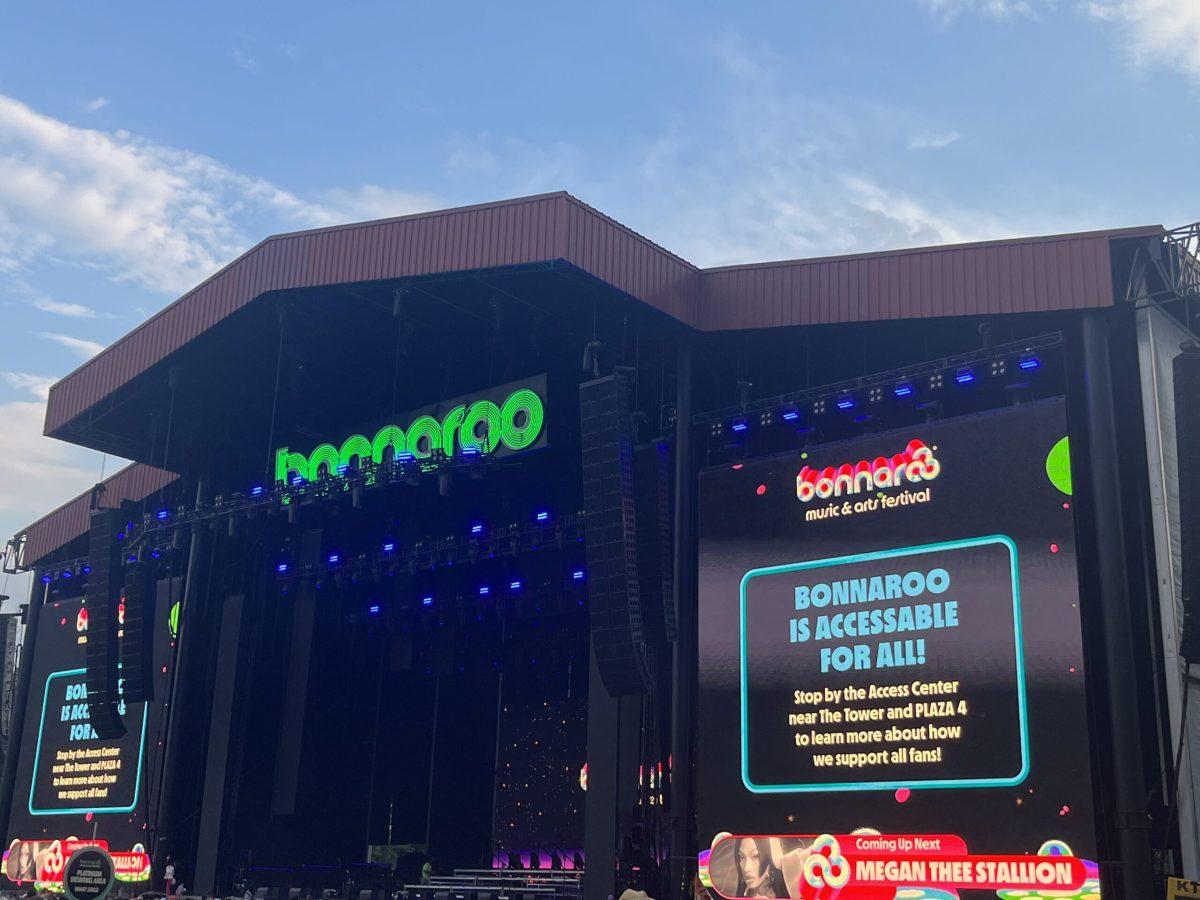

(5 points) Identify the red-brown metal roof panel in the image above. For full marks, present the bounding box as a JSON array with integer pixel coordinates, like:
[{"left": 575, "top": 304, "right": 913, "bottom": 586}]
[{"left": 19, "top": 464, "right": 179, "bottom": 567}]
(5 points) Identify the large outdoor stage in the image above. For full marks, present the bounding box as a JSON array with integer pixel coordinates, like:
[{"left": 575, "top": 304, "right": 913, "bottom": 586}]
[{"left": 2, "top": 194, "right": 1198, "bottom": 900}]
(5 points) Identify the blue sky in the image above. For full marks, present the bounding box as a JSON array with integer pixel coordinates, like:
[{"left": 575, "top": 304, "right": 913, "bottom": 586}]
[{"left": 0, "top": 0, "right": 1197, "bottom": 602}]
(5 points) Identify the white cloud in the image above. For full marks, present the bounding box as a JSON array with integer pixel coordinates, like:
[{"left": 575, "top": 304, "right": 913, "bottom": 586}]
[
  {"left": 320, "top": 185, "right": 442, "bottom": 222},
  {"left": 29, "top": 295, "right": 101, "bottom": 318},
  {"left": 1, "top": 372, "right": 56, "bottom": 401},
  {"left": 38, "top": 332, "right": 105, "bottom": 359},
  {"left": 85, "top": 97, "right": 109, "bottom": 112},
  {"left": 908, "top": 131, "right": 962, "bottom": 150},
  {"left": 918, "top": 0, "right": 1041, "bottom": 21},
  {"left": 1085, "top": 1, "right": 1200, "bottom": 83},
  {"left": 0, "top": 93, "right": 435, "bottom": 297}
]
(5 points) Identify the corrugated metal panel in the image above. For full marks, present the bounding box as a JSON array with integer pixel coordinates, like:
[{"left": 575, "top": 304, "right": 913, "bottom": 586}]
[
  {"left": 45, "top": 193, "right": 571, "bottom": 435},
  {"left": 20, "top": 464, "right": 179, "bottom": 567},
  {"left": 697, "top": 229, "right": 1158, "bottom": 330},
  {"left": 43, "top": 185, "right": 1160, "bottom": 440}
]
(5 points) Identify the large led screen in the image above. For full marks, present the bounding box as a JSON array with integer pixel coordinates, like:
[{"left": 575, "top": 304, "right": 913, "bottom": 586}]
[
  {"left": 4, "top": 587, "right": 174, "bottom": 888},
  {"left": 698, "top": 398, "right": 1100, "bottom": 898}
]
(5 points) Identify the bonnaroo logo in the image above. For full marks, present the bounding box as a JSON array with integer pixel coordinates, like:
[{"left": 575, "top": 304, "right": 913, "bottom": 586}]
[
  {"left": 796, "top": 438, "right": 941, "bottom": 503},
  {"left": 274, "top": 387, "right": 545, "bottom": 484}
]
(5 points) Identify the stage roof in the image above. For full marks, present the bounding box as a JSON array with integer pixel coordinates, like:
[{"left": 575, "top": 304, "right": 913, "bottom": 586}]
[{"left": 17, "top": 192, "right": 1165, "bottom": 568}]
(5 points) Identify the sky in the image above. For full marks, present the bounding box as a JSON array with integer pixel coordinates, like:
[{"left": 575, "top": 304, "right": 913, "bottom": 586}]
[{"left": 0, "top": 0, "right": 1198, "bottom": 605}]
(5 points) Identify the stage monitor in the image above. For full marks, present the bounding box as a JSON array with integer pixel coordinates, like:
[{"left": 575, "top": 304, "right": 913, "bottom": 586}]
[
  {"left": 4, "top": 584, "right": 175, "bottom": 890},
  {"left": 697, "top": 398, "right": 1099, "bottom": 898}
]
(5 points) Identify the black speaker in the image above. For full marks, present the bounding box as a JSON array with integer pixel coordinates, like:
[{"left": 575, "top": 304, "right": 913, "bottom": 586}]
[
  {"left": 119, "top": 565, "right": 159, "bottom": 703},
  {"left": 633, "top": 441, "right": 675, "bottom": 644},
  {"left": 85, "top": 505, "right": 126, "bottom": 739},
  {"left": 1176, "top": 344, "right": 1200, "bottom": 662},
  {"left": 580, "top": 372, "right": 652, "bottom": 696}
]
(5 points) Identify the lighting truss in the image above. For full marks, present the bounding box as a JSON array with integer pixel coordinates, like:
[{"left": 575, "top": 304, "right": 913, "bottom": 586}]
[{"left": 694, "top": 331, "right": 1063, "bottom": 426}]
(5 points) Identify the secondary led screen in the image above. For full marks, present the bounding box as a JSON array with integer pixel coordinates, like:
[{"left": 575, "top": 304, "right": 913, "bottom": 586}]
[{"left": 697, "top": 398, "right": 1100, "bottom": 898}]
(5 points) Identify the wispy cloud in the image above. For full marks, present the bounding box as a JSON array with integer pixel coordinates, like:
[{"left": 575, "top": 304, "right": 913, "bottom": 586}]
[
  {"left": 908, "top": 131, "right": 962, "bottom": 150},
  {"left": 38, "top": 332, "right": 105, "bottom": 359},
  {"left": 84, "top": 97, "right": 109, "bottom": 112},
  {"left": 232, "top": 47, "right": 259, "bottom": 72},
  {"left": 0, "top": 93, "right": 438, "bottom": 297},
  {"left": 29, "top": 295, "right": 102, "bottom": 318},
  {"left": 1, "top": 371, "right": 56, "bottom": 401},
  {"left": 918, "top": 0, "right": 1041, "bottom": 22},
  {"left": 1085, "top": 1, "right": 1200, "bottom": 83}
]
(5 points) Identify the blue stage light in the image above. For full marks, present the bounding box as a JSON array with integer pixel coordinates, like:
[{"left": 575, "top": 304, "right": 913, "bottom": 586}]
[
  {"left": 82, "top": 565, "right": 91, "bottom": 575},
  {"left": 156, "top": 509, "right": 169, "bottom": 521},
  {"left": 336, "top": 463, "right": 348, "bottom": 475},
  {"left": 781, "top": 408, "right": 800, "bottom": 422},
  {"left": 471, "top": 521, "right": 484, "bottom": 535},
  {"left": 61, "top": 570, "right": 72, "bottom": 579},
  {"left": 955, "top": 367, "right": 976, "bottom": 384},
  {"left": 276, "top": 563, "right": 289, "bottom": 574},
  {"left": 383, "top": 542, "right": 395, "bottom": 553},
  {"left": 730, "top": 418, "right": 749, "bottom": 433},
  {"left": 836, "top": 394, "right": 855, "bottom": 410},
  {"left": 535, "top": 510, "right": 551, "bottom": 523},
  {"left": 327, "top": 553, "right": 340, "bottom": 565},
  {"left": 151, "top": 550, "right": 161, "bottom": 559},
  {"left": 368, "top": 603, "right": 382, "bottom": 616},
  {"left": 509, "top": 579, "right": 523, "bottom": 592},
  {"left": 421, "top": 596, "right": 434, "bottom": 607},
  {"left": 41, "top": 573, "right": 51, "bottom": 584},
  {"left": 894, "top": 382, "right": 914, "bottom": 398},
  {"left": 1019, "top": 353, "right": 1041, "bottom": 370},
  {"left": 251, "top": 485, "right": 265, "bottom": 496},
  {"left": 290, "top": 474, "right": 304, "bottom": 486},
  {"left": 397, "top": 452, "right": 415, "bottom": 463},
  {"left": 572, "top": 569, "right": 586, "bottom": 582},
  {"left": 127, "top": 555, "right": 138, "bottom": 564},
  {"left": 479, "top": 585, "right": 491, "bottom": 596}
]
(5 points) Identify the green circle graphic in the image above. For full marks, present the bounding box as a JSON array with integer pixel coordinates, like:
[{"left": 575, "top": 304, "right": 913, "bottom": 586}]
[{"left": 1046, "top": 436, "right": 1072, "bottom": 496}]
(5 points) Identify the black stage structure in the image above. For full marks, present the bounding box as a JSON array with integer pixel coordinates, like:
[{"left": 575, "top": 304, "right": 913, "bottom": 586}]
[{"left": 2, "top": 194, "right": 1199, "bottom": 900}]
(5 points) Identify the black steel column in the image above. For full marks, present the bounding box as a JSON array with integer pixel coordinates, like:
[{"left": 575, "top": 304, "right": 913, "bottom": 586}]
[
  {"left": 584, "top": 648, "right": 620, "bottom": 900},
  {"left": 0, "top": 576, "right": 47, "bottom": 843},
  {"left": 669, "top": 340, "right": 696, "bottom": 900},
  {"left": 1075, "top": 311, "right": 1155, "bottom": 897}
]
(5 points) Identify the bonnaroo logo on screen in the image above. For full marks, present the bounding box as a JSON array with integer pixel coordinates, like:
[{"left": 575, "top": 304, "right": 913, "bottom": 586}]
[
  {"left": 796, "top": 438, "right": 941, "bottom": 503},
  {"left": 274, "top": 386, "right": 545, "bottom": 484}
]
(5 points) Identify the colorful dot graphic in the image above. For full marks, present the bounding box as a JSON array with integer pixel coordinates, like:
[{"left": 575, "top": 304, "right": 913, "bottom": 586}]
[
  {"left": 756, "top": 484, "right": 767, "bottom": 495},
  {"left": 1045, "top": 436, "right": 1073, "bottom": 495}
]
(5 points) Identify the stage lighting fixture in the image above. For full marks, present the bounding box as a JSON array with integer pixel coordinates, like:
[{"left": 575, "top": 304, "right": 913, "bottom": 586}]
[
  {"left": 126, "top": 554, "right": 138, "bottom": 564},
  {"left": 510, "top": 579, "right": 523, "bottom": 592},
  {"left": 41, "top": 573, "right": 51, "bottom": 584},
  {"left": 730, "top": 418, "right": 749, "bottom": 433},
  {"left": 759, "top": 410, "right": 773, "bottom": 426},
  {"left": 990, "top": 359, "right": 1007, "bottom": 376},
  {"left": 150, "top": 550, "right": 161, "bottom": 559},
  {"left": 479, "top": 585, "right": 491, "bottom": 596},
  {"left": 368, "top": 603, "right": 382, "bottom": 616},
  {"left": 955, "top": 367, "right": 976, "bottom": 384},
  {"left": 928, "top": 373, "right": 945, "bottom": 390},
  {"left": 61, "top": 569, "right": 72, "bottom": 580},
  {"left": 82, "top": 565, "right": 91, "bottom": 575},
  {"left": 383, "top": 542, "right": 396, "bottom": 553},
  {"left": 421, "top": 596, "right": 434, "bottom": 607},
  {"left": 781, "top": 407, "right": 800, "bottom": 422},
  {"left": 327, "top": 553, "right": 341, "bottom": 565},
  {"left": 811, "top": 398, "right": 827, "bottom": 415},
  {"left": 535, "top": 510, "right": 551, "bottom": 523},
  {"left": 894, "top": 381, "right": 914, "bottom": 398},
  {"left": 836, "top": 394, "right": 855, "bottom": 411},
  {"left": 572, "top": 569, "right": 586, "bottom": 582},
  {"left": 156, "top": 509, "right": 170, "bottom": 521},
  {"left": 276, "top": 563, "right": 289, "bottom": 574},
  {"left": 251, "top": 485, "right": 264, "bottom": 497},
  {"left": 867, "top": 386, "right": 883, "bottom": 403},
  {"left": 710, "top": 421, "right": 724, "bottom": 437},
  {"left": 471, "top": 521, "right": 485, "bottom": 535},
  {"left": 1019, "top": 352, "right": 1041, "bottom": 370}
]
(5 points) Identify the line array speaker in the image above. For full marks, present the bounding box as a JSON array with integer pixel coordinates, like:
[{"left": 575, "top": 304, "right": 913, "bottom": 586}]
[
  {"left": 1175, "top": 344, "right": 1200, "bottom": 662},
  {"left": 85, "top": 505, "right": 126, "bottom": 739},
  {"left": 580, "top": 372, "right": 652, "bottom": 696},
  {"left": 119, "top": 565, "right": 162, "bottom": 703},
  {"left": 633, "top": 442, "right": 676, "bottom": 644}
]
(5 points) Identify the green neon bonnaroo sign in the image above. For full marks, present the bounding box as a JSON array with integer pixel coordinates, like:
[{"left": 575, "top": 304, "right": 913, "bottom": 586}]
[{"left": 274, "top": 386, "right": 545, "bottom": 484}]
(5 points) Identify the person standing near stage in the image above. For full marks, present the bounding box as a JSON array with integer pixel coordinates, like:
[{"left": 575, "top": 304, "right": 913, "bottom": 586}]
[{"left": 164, "top": 858, "right": 176, "bottom": 897}]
